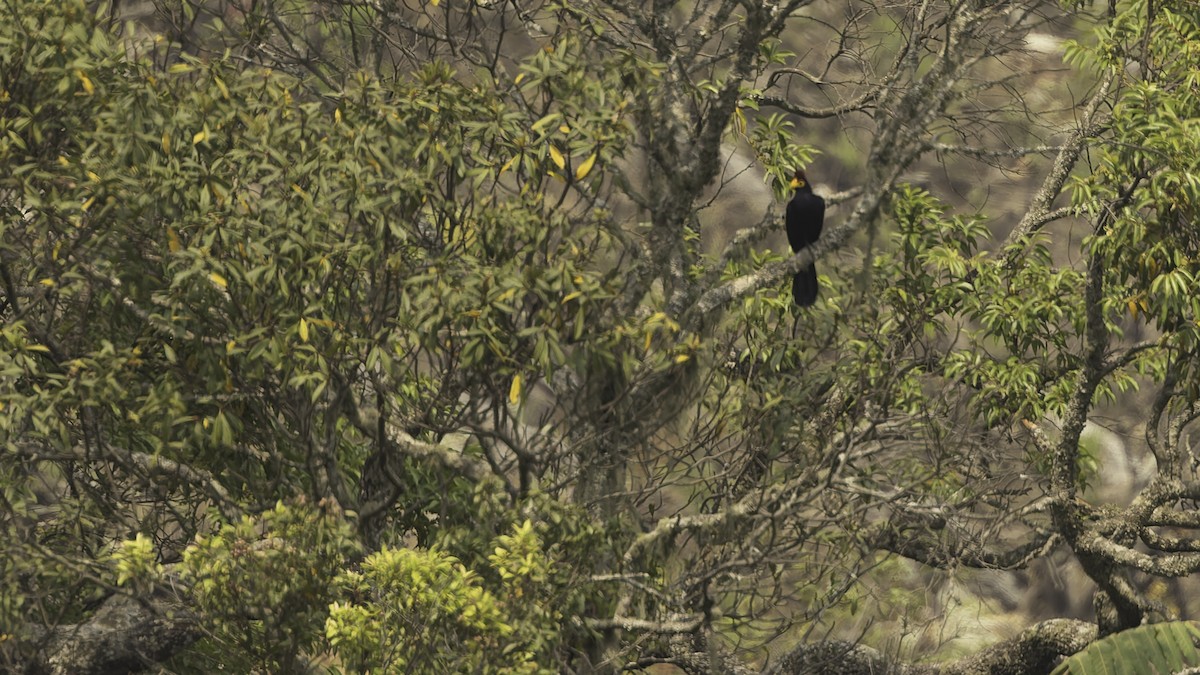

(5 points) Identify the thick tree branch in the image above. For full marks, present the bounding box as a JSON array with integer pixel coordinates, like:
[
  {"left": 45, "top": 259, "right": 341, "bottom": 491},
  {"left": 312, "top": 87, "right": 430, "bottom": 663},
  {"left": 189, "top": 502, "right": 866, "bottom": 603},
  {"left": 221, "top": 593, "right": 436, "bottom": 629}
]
[
  {"left": 332, "top": 371, "right": 497, "bottom": 487},
  {"left": 939, "top": 618, "right": 1098, "bottom": 675},
  {"left": 756, "top": 91, "right": 879, "bottom": 118},
  {"left": 767, "top": 619, "right": 1098, "bottom": 675},
  {"left": 875, "top": 520, "right": 1059, "bottom": 571},
  {"left": 585, "top": 615, "right": 703, "bottom": 634}
]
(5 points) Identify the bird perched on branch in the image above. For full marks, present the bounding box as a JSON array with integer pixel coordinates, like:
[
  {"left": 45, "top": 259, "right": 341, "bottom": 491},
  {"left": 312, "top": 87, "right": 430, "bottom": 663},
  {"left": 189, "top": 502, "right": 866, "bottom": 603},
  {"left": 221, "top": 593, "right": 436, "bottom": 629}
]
[{"left": 786, "top": 168, "right": 825, "bottom": 307}]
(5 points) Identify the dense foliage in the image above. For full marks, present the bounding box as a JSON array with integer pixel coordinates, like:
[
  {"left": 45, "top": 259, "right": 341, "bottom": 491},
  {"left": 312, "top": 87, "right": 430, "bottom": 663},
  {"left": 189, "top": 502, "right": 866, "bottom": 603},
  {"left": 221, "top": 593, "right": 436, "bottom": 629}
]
[{"left": 4, "top": 0, "right": 1200, "bottom": 673}]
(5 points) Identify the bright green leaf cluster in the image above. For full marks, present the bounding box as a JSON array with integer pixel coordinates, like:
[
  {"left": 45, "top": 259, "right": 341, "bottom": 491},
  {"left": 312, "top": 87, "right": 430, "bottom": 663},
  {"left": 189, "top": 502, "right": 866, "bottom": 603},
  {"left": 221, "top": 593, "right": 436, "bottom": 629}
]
[
  {"left": 326, "top": 519, "right": 559, "bottom": 674},
  {"left": 180, "top": 501, "right": 360, "bottom": 672}
]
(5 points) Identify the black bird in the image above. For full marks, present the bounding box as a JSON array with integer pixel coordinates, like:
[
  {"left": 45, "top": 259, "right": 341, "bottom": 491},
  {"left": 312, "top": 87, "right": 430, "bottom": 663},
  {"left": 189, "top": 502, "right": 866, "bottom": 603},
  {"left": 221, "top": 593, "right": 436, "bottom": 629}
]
[{"left": 786, "top": 169, "right": 825, "bottom": 307}]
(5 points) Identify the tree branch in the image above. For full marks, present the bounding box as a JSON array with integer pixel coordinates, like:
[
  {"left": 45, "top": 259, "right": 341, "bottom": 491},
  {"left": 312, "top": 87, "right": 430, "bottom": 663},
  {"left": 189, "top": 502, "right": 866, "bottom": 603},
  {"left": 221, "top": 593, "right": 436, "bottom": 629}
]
[
  {"left": 767, "top": 619, "right": 1098, "bottom": 675},
  {"left": 1004, "top": 70, "right": 1115, "bottom": 250}
]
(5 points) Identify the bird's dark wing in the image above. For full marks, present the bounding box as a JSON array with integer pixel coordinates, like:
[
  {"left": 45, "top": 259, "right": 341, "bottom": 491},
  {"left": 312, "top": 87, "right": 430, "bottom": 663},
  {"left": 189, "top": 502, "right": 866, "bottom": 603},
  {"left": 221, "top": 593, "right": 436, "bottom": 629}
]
[
  {"left": 785, "top": 190, "right": 825, "bottom": 307},
  {"left": 786, "top": 192, "right": 825, "bottom": 252},
  {"left": 808, "top": 195, "right": 825, "bottom": 246}
]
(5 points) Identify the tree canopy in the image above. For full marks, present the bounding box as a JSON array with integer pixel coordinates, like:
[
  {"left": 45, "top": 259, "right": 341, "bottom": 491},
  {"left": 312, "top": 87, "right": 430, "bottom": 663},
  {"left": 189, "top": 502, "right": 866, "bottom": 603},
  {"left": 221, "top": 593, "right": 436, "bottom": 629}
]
[{"left": 4, "top": 0, "right": 1200, "bottom": 672}]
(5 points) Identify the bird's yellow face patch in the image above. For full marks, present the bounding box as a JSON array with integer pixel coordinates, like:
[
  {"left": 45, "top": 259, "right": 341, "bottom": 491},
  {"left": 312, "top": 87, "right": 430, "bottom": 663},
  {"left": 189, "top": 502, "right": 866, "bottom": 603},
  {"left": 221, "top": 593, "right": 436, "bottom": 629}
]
[{"left": 790, "top": 177, "right": 806, "bottom": 189}]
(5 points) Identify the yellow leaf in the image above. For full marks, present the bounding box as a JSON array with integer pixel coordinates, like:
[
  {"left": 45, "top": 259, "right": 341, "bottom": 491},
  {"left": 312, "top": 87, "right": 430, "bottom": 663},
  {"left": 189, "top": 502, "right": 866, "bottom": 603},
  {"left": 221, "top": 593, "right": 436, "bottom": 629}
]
[
  {"left": 299, "top": 318, "right": 309, "bottom": 342},
  {"left": 548, "top": 145, "right": 566, "bottom": 170},
  {"left": 213, "top": 76, "right": 229, "bottom": 100},
  {"left": 167, "top": 227, "right": 181, "bottom": 253},
  {"left": 76, "top": 70, "right": 94, "bottom": 95},
  {"left": 161, "top": 132, "right": 171, "bottom": 155},
  {"left": 334, "top": 108, "right": 342, "bottom": 124},
  {"left": 209, "top": 272, "right": 228, "bottom": 288},
  {"left": 39, "top": 278, "right": 55, "bottom": 287},
  {"left": 1127, "top": 299, "right": 1138, "bottom": 318},
  {"left": 644, "top": 332, "right": 652, "bottom": 352},
  {"left": 86, "top": 171, "right": 100, "bottom": 182},
  {"left": 558, "top": 124, "right": 570, "bottom": 134},
  {"left": 56, "top": 155, "right": 69, "bottom": 167},
  {"left": 27, "top": 344, "right": 50, "bottom": 353},
  {"left": 514, "top": 73, "right": 525, "bottom": 85},
  {"left": 499, "top": 156, "right": 515, "bottom": 175},
  {"left": 674, "top": 354, "right": 690, "bottom": 364},
  {"left": 81, "top": 196, "right": 95, "bottom": 211},
  {"left": 192, "top": 129, "right": 208, "bottom": 145},
  {"left": 732, "top": 106, "right": 746, "bottom": 135},
  {"left": 574, "top": 152, "right": 597, "bottom": 181},
  {"left": 168, "top": 63, "right": 193, "bottom": 74},
  {"left": 509, "top": 374, "right": 522, "bottom": 404},
  {"left": 431, "top": 0, "right": 439, "bottom": 5},
  {"left": 562, "top": 291, "right": 582, "bottom": 304}
]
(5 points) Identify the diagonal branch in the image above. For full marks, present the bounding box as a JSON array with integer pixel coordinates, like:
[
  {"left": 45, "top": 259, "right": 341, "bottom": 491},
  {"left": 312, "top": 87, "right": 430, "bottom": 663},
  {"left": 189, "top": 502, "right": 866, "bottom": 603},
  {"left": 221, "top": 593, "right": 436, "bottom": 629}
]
[{"left": 1003, "top": 70, "right": 1116, "bottom": 250}]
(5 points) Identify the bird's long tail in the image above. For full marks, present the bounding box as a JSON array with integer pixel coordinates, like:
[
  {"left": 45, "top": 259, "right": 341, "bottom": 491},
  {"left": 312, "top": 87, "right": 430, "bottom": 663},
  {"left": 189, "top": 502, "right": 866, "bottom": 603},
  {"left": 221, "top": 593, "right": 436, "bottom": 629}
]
[{"left": 792, "top": 264, "right": 819, "bottom": 307}]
